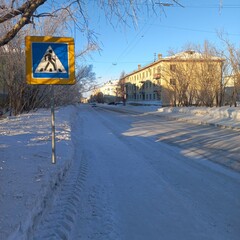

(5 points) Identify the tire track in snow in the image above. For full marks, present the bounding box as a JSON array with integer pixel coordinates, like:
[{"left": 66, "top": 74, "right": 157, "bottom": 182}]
[
  {"left": 68, "top": 107, "right": 121, "bottom": 240},
  {"left": 72, "top": 182, "right": 120, "bottom": 240},
  {"left": 32, "top": 153, "right": 88, "bottom": 240}
]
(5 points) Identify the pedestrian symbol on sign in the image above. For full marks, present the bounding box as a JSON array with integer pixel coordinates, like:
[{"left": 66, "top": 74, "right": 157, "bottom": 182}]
[
  {"left": 44, "top": 49, "right": 56, "bottom": 71},
  {"left": 35, "top": 46, "right": 67, "bottom": 73}
]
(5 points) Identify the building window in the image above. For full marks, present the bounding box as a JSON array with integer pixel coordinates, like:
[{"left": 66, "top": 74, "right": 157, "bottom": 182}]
[
  {"left": 170, "top": 64, "right": 176, "bottom": 72},
  {"left": 170, "top": 79, "right": 176, "bottom": 85},
  {"left": 208, "top": 64, "right": 214, "bottom": 71}
]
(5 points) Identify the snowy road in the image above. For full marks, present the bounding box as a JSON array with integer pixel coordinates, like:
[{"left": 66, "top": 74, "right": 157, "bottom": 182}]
[{"left": 35, "top": 104, "right": 240, "bottom": 240}]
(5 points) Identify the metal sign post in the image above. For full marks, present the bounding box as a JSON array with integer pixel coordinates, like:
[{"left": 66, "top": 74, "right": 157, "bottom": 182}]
[
  {"left": 25, "top": 36, "right": 75, "bottom": 164},
  {"left": 51, "top": 85, "right": 56, "bottom": 164}
]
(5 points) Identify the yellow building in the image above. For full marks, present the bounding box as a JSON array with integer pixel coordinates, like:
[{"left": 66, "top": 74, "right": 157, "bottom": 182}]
[{"left": 122, "top": 51, "right": 224, "bottom": 106}]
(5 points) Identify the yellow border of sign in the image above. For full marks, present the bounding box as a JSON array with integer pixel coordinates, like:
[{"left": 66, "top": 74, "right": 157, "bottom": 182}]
[{"left": 25, "top": 36, "right": 75, "bottom": 85}]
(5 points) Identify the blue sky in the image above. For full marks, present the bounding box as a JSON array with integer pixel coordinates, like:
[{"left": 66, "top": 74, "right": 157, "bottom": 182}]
[{"left": 74, "top": 0, "right": 240, "bottom": 85}]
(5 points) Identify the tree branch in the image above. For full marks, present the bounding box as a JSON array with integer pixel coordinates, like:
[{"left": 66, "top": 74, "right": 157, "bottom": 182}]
[
  {"left": 0, "top": 0, "right": 47, "bottom": 47},
  {"left": 0, "top": 1, "right": 31, "bottom": 23}
]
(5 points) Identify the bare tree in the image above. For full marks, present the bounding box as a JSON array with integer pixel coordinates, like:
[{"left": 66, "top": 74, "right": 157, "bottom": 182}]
[
  {"left": 218, "top": 35, "right": 240, "bottom": 106},
  {"left": 195, "top": 61, "right": 221, "bottom": 107},
  {"left": 0, "top": 0, "right": 185, "bottom": 47},
  {"left": 76, "top": 64, "right": 96, "bottom": 93},
  {"left": 0, "top": 37, "right": 26, "bottom": 115},
  {"left": 162, "top": 60, "right": 197, "bottom": 106},
  {"left": 162, "top": 43, "right": 224, "bottom": 107},
  {"left": 96, "top": 92, "right": 104, "bottom": 103},
  {"left": 118, "top": 71, "right": 126, "bottom": 104},
  {"left": 52, "top": 64, "right": 96, "bottom": 106}
]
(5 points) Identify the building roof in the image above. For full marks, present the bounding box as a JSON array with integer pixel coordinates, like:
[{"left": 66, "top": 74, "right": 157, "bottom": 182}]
[
  {"left": 122, "top": 50, "right": 224, "bottom": 79},
  {"left": 164, "top": 50, "right": 223, "bottom": 61}
]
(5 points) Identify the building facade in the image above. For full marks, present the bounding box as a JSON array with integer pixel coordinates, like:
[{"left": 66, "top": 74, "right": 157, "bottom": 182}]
[
  {"left": 122, "top": 51, "right": 224, "bottom": 106},
  {"left": 91, "top": 80, "right": 121, "bottom": 103}
]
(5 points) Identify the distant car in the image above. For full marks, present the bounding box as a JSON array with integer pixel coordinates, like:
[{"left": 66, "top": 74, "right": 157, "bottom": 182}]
[
  {"left": 90, "top": 103, "right": 97, "bottom": 107},
  {"left": 115, "top": 101, "right": 123, "bottom": 105},
  {"left": 108, "top": 102, "right": 115, "bottom": 105}
]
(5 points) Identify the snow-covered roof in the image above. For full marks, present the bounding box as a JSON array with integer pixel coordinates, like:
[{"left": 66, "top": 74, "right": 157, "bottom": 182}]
[
  {"left": 164, "top": 50, "right": 223, "bottom": 61},
  {"left": 123, "top": 50, "right": 224, "bottom": 79}
]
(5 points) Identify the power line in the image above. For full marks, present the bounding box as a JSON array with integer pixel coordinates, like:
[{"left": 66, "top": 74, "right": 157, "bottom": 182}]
[
  {"left": 154, "top": 1, "right": 240, "bottom": 9},
  {"left": 138, "top": 22, "right": 240, "bottom": 36},
  {"left": 141, "top": 2, "right": 240, "bottom": 9},
  {"left": 100, "top": 17, "right": 156, "bottom": 79},
  {"left": 183, "top": 5, "right": 240, "bottom": 9}
]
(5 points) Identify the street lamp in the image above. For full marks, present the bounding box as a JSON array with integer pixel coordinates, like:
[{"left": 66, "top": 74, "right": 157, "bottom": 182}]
[
  {"left": 155, "top": 1, "right": 184, "bottom": 8},
  {"left": 156, "top": 2, "right": 173, "bottom": 7}
]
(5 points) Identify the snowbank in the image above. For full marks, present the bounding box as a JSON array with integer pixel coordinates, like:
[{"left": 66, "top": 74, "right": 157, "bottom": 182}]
[
  {"left": 0, "top": 106, "right": 76, "bottom": 240},
  {"left": 157, "top": 106, "right": 240, "bottom": 130}
]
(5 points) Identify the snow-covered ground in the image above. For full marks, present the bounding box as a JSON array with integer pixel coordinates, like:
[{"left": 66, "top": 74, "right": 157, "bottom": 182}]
[
  {"left": 0, "top": 106, "right": 76, "bottom": 239},
  {"left": 0, "top": 104, "right": 240, "bottom": 239},
  {"left": 122, "top": 104, "right": 240, "bottom": 130}
]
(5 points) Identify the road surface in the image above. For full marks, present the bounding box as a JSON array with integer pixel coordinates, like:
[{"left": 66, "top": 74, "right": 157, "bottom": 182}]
[{"left": 33, "top": 104, "right": 240, "bottom": 240}]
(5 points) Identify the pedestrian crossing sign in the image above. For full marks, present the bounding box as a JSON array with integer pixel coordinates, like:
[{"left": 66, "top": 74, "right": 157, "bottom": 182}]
[{"left": 25, "top": 36, "right": 75, "bottom": 85}]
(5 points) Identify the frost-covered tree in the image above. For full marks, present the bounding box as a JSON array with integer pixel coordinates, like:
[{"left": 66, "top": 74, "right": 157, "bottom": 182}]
[{"left": 0, "top": 0, "right": 185, "bottom": 46}]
